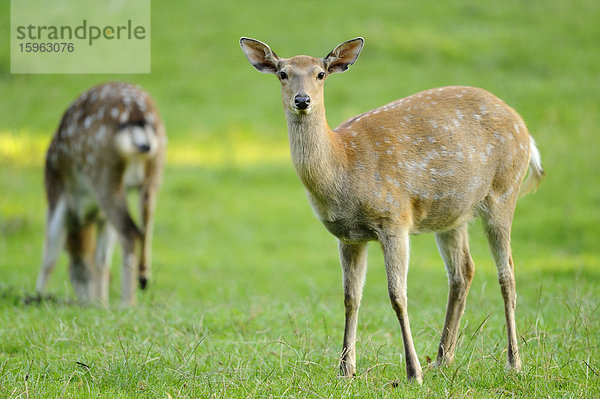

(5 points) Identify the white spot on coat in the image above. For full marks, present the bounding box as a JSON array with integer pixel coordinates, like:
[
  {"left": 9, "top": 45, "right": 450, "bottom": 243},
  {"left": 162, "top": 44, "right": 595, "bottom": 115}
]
[
  {"left": 119, "top": 110, "right": 130, "bottom": 123},
  {"left": 96, "top": 106, "right": 105, "bottom": 120},
  {"left": 96, "top": 125, "right": 107, "bottom": 141},
  {"left": 385, "top": 192, "right": 394, "bottom": 204},
  {"left": 145, "top": 112, "right": 155, "bottom": 124},
  {"left": 136, "top": 98, "right": 147, "bottom": 112},
  {"left": 66, "top": 124, "right": 75, "bottom": 137},
  {"left": 84, "top": 116, "right": 93, "bottom": 129}
]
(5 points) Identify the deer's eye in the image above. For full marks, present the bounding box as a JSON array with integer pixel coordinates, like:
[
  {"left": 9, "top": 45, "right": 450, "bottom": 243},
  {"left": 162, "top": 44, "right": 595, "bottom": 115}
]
[
  {"left": 317, "top": 72, "right": 326, "bottom": 80},
  {"left": 279, "top": 71, "right": 288, "bottom": 80}
]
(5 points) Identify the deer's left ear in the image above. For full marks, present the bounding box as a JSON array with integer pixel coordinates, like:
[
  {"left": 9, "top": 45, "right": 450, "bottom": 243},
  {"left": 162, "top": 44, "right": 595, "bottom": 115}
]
[
  {"left": 324, "top": 37, "right": 364, "bottom": 74},
  {"left": 240, "top": 37, "right": 280, "bottom": 74}
]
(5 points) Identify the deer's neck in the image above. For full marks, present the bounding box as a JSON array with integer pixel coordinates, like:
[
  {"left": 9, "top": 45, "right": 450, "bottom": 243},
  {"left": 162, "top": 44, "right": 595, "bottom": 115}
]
[{"left": 286, "top": 108, "right": 347, "bottom": 201}]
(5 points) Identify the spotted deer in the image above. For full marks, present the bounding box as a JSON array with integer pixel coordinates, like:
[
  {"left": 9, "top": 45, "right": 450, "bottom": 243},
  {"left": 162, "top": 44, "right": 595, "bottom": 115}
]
[
  {"left": 240, "top": 37, "right": 544, "bottom": 383},
  {"left": 36, "top": 82, "right": 166, "bottom": 306}
]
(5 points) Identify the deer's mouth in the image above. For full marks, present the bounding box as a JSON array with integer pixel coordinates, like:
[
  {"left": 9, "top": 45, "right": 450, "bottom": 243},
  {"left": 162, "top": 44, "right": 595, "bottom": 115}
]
[
  {"left": 289, "top": 101, "right": 312, "bottom": 115},
  {"left": 291, "top": 106, "right": 312, "bottom": 115}
]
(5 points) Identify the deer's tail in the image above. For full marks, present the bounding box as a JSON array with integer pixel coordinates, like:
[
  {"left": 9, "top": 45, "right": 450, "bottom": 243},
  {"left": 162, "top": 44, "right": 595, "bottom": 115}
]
[{"left": 519, "top": 136, "right": 545, "bottom": 198}]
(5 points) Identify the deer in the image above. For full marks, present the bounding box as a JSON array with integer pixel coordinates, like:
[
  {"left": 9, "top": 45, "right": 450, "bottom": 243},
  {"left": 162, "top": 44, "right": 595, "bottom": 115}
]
[
  {"left": 35, "top": 82, "right": 167, "bottom": 306},
  {"left": 240, "top": 37, "right": 544, "bottom": 383}
]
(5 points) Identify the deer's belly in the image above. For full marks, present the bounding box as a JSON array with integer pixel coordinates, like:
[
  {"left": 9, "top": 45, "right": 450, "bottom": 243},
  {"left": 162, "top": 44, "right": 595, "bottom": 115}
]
[{"left": 66, "top": 182, "right": 100, "bottom": 224}]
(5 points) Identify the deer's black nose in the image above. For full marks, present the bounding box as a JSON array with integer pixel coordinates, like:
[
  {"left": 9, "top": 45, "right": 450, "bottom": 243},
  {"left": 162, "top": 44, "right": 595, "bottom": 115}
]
[{"left": 294, "top": 94, "right": 311, "bottom": 110}]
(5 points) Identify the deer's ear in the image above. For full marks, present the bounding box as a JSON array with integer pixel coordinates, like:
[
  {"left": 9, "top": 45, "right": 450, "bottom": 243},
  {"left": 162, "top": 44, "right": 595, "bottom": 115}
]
[
  {"left": 324, "top": 37, "right": 364, "bottom": 74},
  {"left": 240, "top": 37, "right": 280, "bottom": 74}
]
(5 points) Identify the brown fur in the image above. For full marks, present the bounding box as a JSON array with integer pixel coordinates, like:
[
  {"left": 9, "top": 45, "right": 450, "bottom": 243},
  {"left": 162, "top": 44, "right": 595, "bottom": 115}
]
[
  {"left": 241, "top": 37, "right": 544, "bottom": 383},
  {"left": 36, "top": 82, "right": 166, "bottom": 306}
]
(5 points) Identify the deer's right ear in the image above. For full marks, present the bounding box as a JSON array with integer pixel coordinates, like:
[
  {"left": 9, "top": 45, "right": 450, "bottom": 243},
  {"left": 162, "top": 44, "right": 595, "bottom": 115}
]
[{"left": 240, "top": 37, "right": 280, "bottom": 74}]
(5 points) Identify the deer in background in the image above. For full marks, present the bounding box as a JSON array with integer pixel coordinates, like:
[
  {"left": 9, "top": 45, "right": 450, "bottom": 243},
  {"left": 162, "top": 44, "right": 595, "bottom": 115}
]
[
  {"left": 240, "top": 37, "right": 544, "bottom": 383},
  {"left": 36, "top": 82, "right": 166, "bottom": 306}
]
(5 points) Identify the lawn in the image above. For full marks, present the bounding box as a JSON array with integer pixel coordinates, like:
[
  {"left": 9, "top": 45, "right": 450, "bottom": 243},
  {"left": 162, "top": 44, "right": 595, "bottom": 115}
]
[{"left": 1, "top": 0, "right": 599, "bottom": 397}]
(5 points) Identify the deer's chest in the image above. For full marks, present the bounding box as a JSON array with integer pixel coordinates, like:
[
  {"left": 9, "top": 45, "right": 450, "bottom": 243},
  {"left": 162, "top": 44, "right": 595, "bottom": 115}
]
[
  {"left": 123, "top": 159, "right": 147, "bottom": 187},
  {"left": 321, "top": 217, "right": 378, "bottom": 243},
  {"left": 308, "top": 192, "right": 378, "bottom": 243}
]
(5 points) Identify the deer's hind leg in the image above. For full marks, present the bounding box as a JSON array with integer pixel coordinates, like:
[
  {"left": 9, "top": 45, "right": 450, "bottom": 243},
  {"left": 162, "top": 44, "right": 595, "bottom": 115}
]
[
  {"left": 434, "top": 223, "right": 475, "bottom": 366},
  {"left": 481, "top": 198, "right": 522, "bottom": 372}
]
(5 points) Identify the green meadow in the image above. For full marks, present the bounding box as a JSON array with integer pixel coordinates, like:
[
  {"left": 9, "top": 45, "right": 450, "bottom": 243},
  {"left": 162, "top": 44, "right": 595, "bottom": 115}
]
[{"left": 1, "top": 0, "right": 599, "bottom": 397}]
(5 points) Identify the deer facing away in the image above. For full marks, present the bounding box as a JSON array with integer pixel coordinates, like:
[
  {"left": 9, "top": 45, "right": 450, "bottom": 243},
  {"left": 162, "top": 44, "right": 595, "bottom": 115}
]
[
  {"left": 36, "top": 82, "right": 166, "bottom": 306},
  {"left": 240, "top": 37, "right": 544, "bottom": 383}
]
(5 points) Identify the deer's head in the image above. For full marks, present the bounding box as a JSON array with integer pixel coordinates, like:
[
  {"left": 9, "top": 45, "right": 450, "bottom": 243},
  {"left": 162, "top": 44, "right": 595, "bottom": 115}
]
[{"left": 240, "top": 37, "right": 364, "bottom": 117}]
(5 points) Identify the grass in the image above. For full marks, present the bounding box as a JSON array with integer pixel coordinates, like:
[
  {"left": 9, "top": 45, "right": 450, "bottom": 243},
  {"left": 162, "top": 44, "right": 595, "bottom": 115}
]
[
  {"left": 1, "top": 0, "right": 599, "bottom": 397},
  {"left": 1, "top": 165, "right": 598, "bottom": 397}
]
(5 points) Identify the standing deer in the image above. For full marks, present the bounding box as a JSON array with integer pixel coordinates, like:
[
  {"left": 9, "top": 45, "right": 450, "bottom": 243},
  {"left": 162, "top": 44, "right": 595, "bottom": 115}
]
[
  {"left": 240, "top": 37, "right": 543, "bottom": 383},
  {"left": 36, "top": 82, "right": 166, "bottom": 306}
]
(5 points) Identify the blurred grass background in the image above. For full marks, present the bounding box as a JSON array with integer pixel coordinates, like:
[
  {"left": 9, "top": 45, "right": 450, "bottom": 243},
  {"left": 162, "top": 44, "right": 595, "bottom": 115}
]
[{"left": 1, "top": 0, "right": 599, "bottom": 396}]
